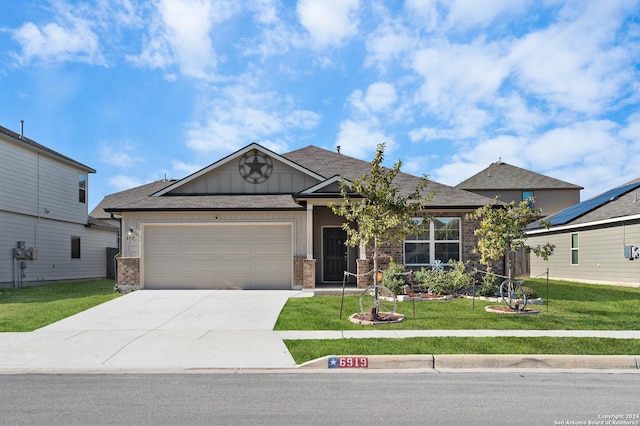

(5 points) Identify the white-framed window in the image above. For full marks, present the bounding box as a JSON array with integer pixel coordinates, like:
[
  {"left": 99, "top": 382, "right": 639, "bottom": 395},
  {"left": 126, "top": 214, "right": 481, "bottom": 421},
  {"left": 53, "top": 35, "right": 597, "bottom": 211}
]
[
  {"left": 404, "top": 217, "right": 461, "bottom": 266},
  {"left": 78, "top": 173, "right": 86, "bottom": 203},
  {"left": 570, "top": 233, "right": 579, "bottom": 265},
  {"left": 522, "top": 191, "right": 534, "bottom": 208}
]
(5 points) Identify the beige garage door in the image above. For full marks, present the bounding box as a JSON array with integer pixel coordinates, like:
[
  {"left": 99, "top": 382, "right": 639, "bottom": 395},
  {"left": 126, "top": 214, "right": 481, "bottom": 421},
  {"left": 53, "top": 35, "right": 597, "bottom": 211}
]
[{"left": 143, "top": 223, "right": 293, "bottom": 289}]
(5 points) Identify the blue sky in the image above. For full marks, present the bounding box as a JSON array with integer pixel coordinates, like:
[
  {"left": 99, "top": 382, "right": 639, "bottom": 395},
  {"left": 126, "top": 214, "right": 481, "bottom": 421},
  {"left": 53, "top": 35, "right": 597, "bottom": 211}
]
[{"left": 1, "top": 0, "right": 639, "bottom": 212}]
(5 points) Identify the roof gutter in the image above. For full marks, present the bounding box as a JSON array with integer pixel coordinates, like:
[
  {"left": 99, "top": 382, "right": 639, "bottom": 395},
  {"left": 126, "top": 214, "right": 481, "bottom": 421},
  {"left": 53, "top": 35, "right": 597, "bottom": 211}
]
[{"left": 526, "top": 213, "right": 640, "bottom": 235}]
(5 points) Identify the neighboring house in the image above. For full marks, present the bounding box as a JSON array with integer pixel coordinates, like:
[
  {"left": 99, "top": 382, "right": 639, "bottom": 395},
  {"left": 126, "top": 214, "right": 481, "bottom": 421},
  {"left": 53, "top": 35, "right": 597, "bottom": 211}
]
[
  {"left": 99, "top": 143, "right": 495, "bottom": 290},
  {"left": 456, "top": 160, "right": 583, "bottom": 216},
  {"left": 526, "top": 179, "right": 640, "bottom": 287},
  {"left": 0, "top": 124, "right": 118, "bottom": 288}
]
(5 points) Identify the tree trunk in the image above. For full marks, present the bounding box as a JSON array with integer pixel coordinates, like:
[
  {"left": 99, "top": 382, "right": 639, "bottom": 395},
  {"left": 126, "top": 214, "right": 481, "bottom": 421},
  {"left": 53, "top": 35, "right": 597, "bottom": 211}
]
[{"left": 372, "top": 237, "right": 379, "bottom": 320}]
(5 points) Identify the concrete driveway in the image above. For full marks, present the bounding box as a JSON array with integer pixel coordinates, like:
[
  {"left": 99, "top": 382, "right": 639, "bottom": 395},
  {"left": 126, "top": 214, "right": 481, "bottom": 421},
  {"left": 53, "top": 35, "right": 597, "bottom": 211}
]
[{"left": 0, "top": 290, "right": 307, "bottom": 372}]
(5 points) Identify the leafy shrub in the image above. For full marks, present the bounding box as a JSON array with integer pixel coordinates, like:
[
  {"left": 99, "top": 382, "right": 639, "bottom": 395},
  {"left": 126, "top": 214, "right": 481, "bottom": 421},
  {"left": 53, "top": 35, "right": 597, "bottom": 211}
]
[
  {"left": 413, "top": 268, "right": 440, "bottom": 293},
  {"left": 477, "top": 266, "right": 499, "bottom": 297},
  {"left": 413, "top": 261, "right": 473, "bottom": 295},
  {"left": 445, "top": 261, "right": 473, "bottom": 295},
  {"left": 522, "top": 285, "right": 537, "bottom": 299},
  {"left": 381, "top": 261, "right": 407, "bottom": 296}
]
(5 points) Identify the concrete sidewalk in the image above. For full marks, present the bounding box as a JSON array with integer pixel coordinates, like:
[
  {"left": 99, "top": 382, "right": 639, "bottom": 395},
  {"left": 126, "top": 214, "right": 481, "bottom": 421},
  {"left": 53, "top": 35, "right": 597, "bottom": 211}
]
[
  {"left": 0, "top": 289, "right": 638, "bottom": 373},
  {"left": 277, "top": 330, "right": 640, "bottom": 339}
]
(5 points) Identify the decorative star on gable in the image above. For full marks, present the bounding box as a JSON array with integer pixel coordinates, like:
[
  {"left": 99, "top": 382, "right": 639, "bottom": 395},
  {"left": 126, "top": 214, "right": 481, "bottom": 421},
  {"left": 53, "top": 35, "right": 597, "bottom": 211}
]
[{"left": 239, "top": 150, "right": 273, "bottom": 184}]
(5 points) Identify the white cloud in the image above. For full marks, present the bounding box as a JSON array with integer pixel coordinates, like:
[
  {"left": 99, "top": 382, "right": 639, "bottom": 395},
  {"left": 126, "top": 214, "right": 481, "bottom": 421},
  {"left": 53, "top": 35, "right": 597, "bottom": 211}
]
[
  {"left": 364, "top": 82, "right": 397, "bottom": 112},
  {"left": 296, "top": 0, "right": 360, "bottom": 47},
  {"left": 409, "top": 105, "right": 491, "bottom": 142},
  {"left": 524, "top": 120, "right": 619, "bottom": 169},
  {"left": 411, "top": 40, "right": 509, "bottom": 114},
  {"left": 365, "top": 19, "right": 416, "bottom": 70},
  {"left": 335, "top": 119, "right": 394, "bottom": 159},
  {"left": 493, "top": 94, "right": 548, "bottom": 136},
  {"left": 108, "top": 174, "right": 144, "bottom": 191},
  {"left": 433, "top": 135, "right": 528, "bottom": 185},
  {"left": 171, "top": 160, "right": 203, "bottom": 175},
  {"left": 442, "top": 0, "right": 529, "bottom": 30},
  {"left": 508, "top": 1, "right": 637, "bottom": 114},
  {"left": 129, "top": 0, "right": 239, "bottom": 79},
  {"left": 98, "top": 141, "right": 144, "bottom": 167},
  {"left": 11, "top": 20, "right": 104, "bottom": 66},
  {"left": 185, "top": 81, "right": 320, "bottom": 153}
]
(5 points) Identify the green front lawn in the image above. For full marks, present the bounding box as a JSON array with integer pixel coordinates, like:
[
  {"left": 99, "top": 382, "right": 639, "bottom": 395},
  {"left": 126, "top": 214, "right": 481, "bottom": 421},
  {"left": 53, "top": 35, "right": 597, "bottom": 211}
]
[
  {"left": 277, "top": 279, "right": 640, "bottom": 363},
  {"left": 0, "top": 280, "right": 121, "bottom": 332},
  {"left": 285, "top": 337, "right": 640, "bottom": 364},
  {"left": 275, "top": 279, "right": 640, "bottom": 331}
]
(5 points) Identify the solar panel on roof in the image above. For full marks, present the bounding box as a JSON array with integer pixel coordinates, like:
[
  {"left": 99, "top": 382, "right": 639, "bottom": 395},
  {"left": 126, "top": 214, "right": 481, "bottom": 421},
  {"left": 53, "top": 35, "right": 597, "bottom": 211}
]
[{"left": 544, "top": 181, "right": 640, "bottom": 226}]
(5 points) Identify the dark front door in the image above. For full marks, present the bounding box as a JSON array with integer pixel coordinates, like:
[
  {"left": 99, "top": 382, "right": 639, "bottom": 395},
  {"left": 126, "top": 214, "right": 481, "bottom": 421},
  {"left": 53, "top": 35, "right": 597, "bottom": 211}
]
[{"left": 323, "top": 228, "right": 348, "bottom": 282}]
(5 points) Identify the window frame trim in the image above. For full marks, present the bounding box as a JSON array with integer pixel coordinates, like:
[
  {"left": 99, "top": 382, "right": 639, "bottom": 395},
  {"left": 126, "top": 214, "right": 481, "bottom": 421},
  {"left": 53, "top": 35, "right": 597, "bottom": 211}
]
[
  {"left": 570, "top": 232, "right": 579, "bottom": 265},
  {"left": 403, "top": 217, "right": 462, "bottom": 266}
]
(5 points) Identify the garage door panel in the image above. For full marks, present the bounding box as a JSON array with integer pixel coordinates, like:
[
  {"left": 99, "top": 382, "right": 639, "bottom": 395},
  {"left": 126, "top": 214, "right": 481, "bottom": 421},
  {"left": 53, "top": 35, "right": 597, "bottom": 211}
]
[{"left": 143, "top": 224, "right": 292, "bottom": 289}]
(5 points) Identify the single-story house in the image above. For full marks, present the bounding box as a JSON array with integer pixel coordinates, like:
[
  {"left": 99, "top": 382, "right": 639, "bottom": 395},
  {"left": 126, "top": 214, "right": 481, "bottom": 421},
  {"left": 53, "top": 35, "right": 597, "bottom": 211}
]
[
  {"left": 456, "top": 160, "right": 583, "bottom": 217},
  {"left": 96, "top": 143, "right": 496, "bottom": 290},
  {"left": 527, "top": 178, "right": 640, "bottom": 287}
]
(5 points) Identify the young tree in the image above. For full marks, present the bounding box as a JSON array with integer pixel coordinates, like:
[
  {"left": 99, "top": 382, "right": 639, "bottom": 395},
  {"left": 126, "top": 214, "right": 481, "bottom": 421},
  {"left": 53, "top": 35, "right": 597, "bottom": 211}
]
[
  {"left": 468, "top": 197, "right": 554, "bottom": 279},
  {"left": 329, "top": 143, "right": 433, "bottom": 318}
]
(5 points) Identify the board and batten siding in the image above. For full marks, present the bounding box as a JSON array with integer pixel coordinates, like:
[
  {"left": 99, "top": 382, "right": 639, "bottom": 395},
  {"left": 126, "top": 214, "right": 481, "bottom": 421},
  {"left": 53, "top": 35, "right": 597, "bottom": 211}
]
[
  {"left": 0, "top": 138, "right": 89, "bottom": 224},
  {"left": 121, "top": 211, "right": 307, "bottom": 258},
  {"left": 167, "top": 157, "right": 320, "bottom": 195},
  {"left": 1, "top": 211, "right": 117, "bottom": 286},
  {"left": 529, "top": 220, "right": 640, "bottom": 286}
]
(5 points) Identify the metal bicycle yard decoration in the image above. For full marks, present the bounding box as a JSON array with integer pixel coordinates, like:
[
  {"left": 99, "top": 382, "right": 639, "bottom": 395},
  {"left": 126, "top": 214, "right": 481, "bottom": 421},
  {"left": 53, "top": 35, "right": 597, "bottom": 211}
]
[
  {"left": 339, "top": 270, "right": 400, "bottom": 322},
  {"left": 499, "top": 277, "right": 528, "bottom": 311}
]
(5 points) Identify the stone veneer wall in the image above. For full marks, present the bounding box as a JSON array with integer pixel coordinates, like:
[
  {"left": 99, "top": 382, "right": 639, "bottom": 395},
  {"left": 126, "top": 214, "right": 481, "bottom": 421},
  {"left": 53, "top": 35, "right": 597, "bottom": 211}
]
[
  {"left": 116, "top": 257, "right": 140, "bottom": 287},
  {"left": 294, "top": 257, "right": 316, "bottom": 289}
]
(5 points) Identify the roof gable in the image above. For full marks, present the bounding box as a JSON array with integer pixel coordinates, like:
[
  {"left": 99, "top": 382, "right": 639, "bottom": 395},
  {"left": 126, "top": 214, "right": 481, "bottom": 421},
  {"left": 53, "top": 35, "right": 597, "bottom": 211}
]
[
  {"left": 284, "top": 145, "right": 495, "bottom": 208},
  {"left": 154, "top": 143, "right": 324, "bottom": 196},
  {"left": 300, "top": 175, "right": 352, "bottom": 195},
  {"left": 0, "top": 124, "right": 95, "bottom": 173},
  {"left": 99, "top": 143, "right": 499, "bottom": 212},
  {"left": 456, "top": 161, "right": 582, "bottom": 191}
]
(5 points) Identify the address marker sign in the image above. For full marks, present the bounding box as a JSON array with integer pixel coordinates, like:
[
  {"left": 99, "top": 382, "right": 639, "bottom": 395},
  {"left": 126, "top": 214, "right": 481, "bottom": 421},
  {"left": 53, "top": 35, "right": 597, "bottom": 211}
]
[{"left": 328, "top": 356, "right": 369, "bottom": 368}]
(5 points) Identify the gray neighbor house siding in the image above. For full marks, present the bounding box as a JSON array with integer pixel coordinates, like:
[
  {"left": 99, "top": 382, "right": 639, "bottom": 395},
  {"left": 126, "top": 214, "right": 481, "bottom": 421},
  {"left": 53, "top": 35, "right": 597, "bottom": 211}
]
[
  {"left": 0, "top": 125, "right": 118, "bottom": 287},
  {"left": 527, "top": 179, "right": 640, "bottom": 287}
]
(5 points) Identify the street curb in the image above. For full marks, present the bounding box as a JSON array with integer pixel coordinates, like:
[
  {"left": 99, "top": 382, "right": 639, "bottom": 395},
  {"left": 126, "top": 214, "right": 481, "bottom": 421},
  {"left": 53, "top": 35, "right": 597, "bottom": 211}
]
[
  {"left": 299, "top": 355, "right": 640, "bottom": 370},
  {"left": 434, "top": 354, "right": 639, "bottom": 370}
]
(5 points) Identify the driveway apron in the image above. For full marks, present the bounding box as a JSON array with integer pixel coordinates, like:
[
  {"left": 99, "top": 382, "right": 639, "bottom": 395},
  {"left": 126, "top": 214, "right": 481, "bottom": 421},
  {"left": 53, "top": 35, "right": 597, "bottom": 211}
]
[{"left": 0, "top": 290, "right": 302, "bottom": 372}]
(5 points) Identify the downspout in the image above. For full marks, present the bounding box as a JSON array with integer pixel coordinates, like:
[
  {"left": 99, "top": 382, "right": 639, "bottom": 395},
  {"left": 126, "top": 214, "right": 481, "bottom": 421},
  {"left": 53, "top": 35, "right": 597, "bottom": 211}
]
[
  {"left": 35, "top": 153, "right": 40, "bottom": 247},
  {"left": 110, "top": 213, "right": 122, "bottom": 290}
]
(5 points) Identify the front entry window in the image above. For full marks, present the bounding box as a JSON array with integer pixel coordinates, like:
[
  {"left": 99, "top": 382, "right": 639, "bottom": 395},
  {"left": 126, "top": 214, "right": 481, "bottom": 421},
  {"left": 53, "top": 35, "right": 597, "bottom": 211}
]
[{"left": 404, "top": 217, "right": 461, "bottom": 266}]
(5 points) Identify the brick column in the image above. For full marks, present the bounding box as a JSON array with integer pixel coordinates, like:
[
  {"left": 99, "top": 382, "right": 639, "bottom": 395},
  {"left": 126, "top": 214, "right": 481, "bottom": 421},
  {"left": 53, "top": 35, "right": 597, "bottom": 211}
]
[
  {"left": 302, "top": 259, "right": 316, "bottom": 289},
  {"left": 116, "top": 257, "right": 140, "bottom": 290},
  {"left": 294, "top": 257, "right": 316, "bottom": 289}
]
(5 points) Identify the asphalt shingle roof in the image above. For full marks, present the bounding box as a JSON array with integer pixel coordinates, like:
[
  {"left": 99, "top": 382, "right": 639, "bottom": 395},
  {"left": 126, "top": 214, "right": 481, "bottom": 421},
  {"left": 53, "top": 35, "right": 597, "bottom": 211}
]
[
  {"left": 284, "top": 146, "right": 495, "bottom": 208},
  {"left": 97, "top": 145, "right": 496, "bottom": 213},
  {"left": 456, "top": 161, "right": 582, "bottom": 191}
]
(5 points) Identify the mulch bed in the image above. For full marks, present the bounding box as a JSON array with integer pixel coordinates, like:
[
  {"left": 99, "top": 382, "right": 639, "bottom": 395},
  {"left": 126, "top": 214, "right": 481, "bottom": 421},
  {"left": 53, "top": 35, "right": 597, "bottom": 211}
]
[
  {"left": 349, "top": 312, "right": 405, "bottom": 325},
  {"left": 484, "top": 305, "right": 539, "bottom": 314}
]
